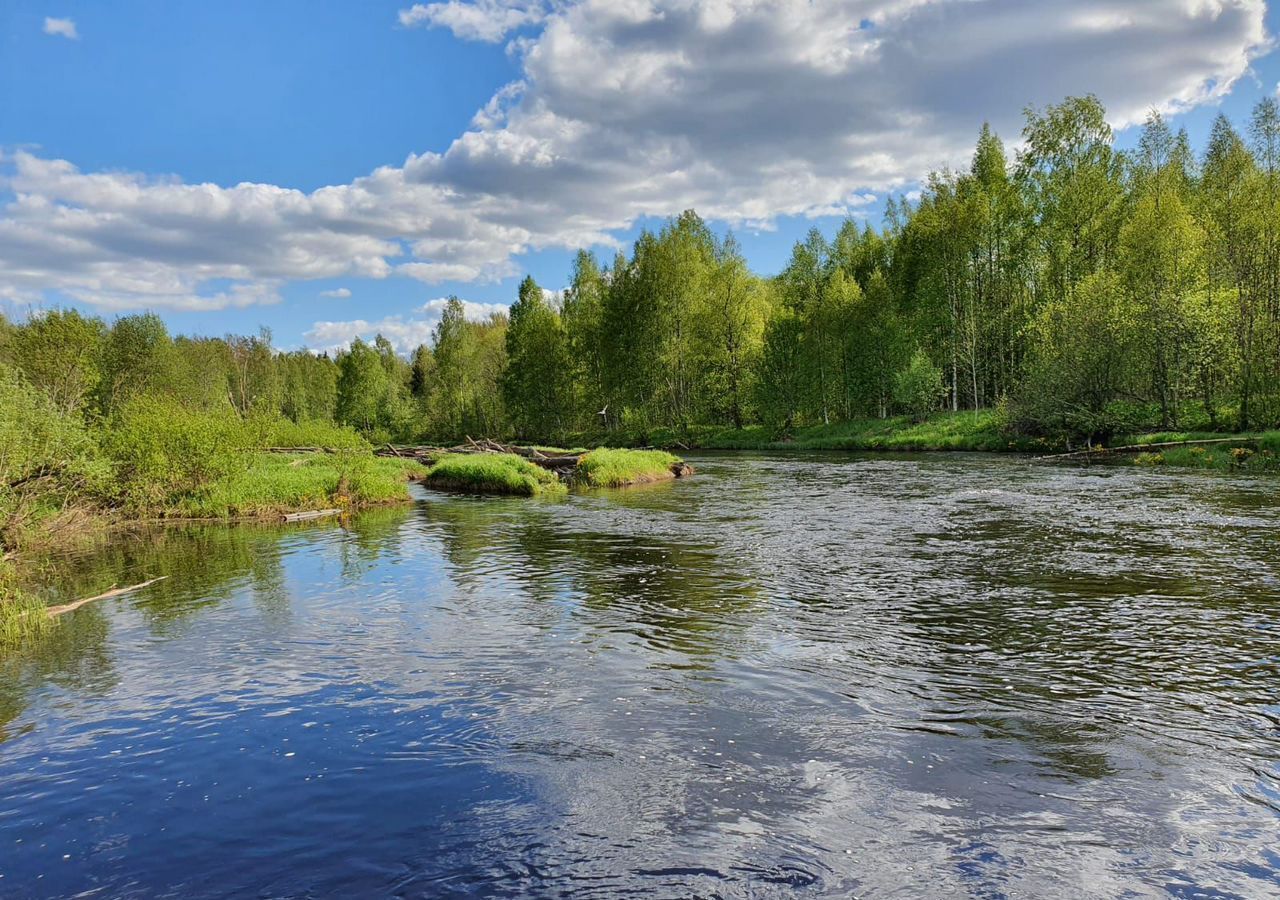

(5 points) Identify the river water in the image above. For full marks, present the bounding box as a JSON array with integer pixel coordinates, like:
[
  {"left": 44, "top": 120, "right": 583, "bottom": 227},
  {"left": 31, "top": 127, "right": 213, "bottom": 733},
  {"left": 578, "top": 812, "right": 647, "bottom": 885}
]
[{"left": 2, "top": 453, "right": 1278, "bottom": 898}]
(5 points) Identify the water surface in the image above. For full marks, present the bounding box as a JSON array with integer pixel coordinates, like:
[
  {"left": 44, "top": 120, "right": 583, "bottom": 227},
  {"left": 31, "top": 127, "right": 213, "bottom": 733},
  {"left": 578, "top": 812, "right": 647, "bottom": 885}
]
[{"left": 3, "top": 453, "right": 1279, "bottom": 898}]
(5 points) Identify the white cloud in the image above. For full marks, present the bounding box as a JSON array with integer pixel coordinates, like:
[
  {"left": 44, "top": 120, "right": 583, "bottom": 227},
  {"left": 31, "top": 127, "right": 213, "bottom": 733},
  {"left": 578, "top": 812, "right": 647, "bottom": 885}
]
[
  {"left": 43, "top": 17, "right": 79, "bottom": 40},
  {"left": 398, "top": 1, "right": 553, "bottom": 42},
  {"left": 320, "top": 287, "right": 352, "bottom": 298},
  {"left": 3, "top": 1, "right": 1272, "bottom": 312},
  {"left": 305, "top": 297, "right": 509, "bottom": 354}
]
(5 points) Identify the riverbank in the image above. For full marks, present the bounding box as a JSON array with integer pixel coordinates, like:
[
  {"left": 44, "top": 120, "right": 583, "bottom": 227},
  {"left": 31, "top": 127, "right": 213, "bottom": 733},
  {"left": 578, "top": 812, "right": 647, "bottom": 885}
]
[
  {"left": 1, "top": 448, "right": 427, "bottom": 646},
  {"left": 564, "top": 411, "right": 1280, "bottom": 473},
  {"left": 568, "top": 411, "right": 1045, "bottom": 453}
]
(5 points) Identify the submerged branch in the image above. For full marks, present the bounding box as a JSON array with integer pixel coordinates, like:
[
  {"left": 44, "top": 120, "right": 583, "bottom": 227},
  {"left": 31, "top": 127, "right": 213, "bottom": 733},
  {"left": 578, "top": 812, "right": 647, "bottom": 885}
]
[{"left": 45, "top": 576, "right": 169, "bottom": 618}]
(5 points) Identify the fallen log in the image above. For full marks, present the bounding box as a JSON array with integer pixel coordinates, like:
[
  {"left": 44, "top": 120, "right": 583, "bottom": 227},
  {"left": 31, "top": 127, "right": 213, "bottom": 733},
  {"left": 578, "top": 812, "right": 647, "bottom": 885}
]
[
  {"left": 375, "top": 442, "right": 587, "bottom": 471},
  {"left": 1035, "top": 437, "right": 1260, "bottom": 463},
  {"left": 282, "top": 508, "right": 342, "bottom": 523},
  {"left": 45, "top": 576, "right": 169, "bottom": 618}
]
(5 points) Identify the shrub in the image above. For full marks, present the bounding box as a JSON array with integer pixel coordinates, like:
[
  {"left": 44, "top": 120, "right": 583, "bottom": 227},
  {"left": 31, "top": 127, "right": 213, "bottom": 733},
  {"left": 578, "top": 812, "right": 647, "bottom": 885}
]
[
  {"left": 259, "top": 416, "right": 369, "bottom": 451},
  {"left": 103, "top": 397, "right": 251, "bottom": 511},
  {"left": 0, "top": 364, "right": 100, "bottom": 549},
  {"left": 892, "top": 350, "right": 946, "bottom": 422}
]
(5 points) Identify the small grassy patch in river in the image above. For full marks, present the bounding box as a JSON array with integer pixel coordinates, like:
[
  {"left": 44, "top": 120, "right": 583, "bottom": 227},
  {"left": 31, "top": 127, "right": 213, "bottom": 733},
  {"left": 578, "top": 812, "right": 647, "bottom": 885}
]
[
  {"left": 425, "top": 453, "right": 567, "bottom": 496},
  {"left": 574, "top": 448, "right": 685, "bottom": 487}
]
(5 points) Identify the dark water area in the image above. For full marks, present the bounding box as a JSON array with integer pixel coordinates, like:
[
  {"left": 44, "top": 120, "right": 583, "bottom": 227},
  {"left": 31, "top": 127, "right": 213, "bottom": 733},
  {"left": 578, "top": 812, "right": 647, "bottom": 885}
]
[{"left": 2, "top": 453, "right": 1279, "bottom": 898}]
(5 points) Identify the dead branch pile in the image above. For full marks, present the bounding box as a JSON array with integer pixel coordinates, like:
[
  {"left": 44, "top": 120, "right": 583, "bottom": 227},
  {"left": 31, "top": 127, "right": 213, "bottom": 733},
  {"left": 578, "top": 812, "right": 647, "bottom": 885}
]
[{"left": 375, "top": 437, "right": 585, "bottom": 475}]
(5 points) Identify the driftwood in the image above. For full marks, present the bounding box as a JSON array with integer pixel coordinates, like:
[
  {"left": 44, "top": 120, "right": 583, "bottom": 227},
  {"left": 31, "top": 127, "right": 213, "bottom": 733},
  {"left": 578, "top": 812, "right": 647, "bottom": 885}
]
[
  {"left": 282, "top": 508, "right": 342, "bottom": 523},
  {"left": 376, "top": 439, "right": 586, "bottom": 473},
  {"left": 45, "top": 576, "right": 169, "bottom": 618},
  {"left": 1036, "top": 437, "right": 1259, "bottom": 463}
]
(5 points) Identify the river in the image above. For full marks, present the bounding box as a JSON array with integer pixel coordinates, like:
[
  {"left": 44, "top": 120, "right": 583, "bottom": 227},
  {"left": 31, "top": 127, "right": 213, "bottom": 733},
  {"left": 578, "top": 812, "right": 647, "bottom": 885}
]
[{"left": 2, "top": 452, "right": 1278, "bottom": 898}]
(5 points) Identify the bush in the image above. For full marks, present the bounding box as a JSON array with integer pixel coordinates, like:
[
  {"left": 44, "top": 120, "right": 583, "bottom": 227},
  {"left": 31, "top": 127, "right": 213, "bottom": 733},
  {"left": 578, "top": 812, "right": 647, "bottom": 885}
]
[
  {"left": 0, "top": 364, "right": 101, "bottom": 549},
  {"left": 259, "top": 416, "right": 369, "bottom": 451},
  {"left": 103, "top": 397, "right": 251, "bottom": 511},
  {"left": 892, "top": 350, "right": 945, "bottom": 422}
]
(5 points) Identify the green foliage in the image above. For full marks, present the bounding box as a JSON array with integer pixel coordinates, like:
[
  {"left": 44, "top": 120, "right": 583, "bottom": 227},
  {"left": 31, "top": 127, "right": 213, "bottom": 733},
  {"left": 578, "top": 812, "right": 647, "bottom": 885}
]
[
  {"left": 0, "top": 364, "right": 102, "bottom": 550},
  {"left": 103, "top": 397, "right": 251, "bottom": 512},
  {"left": 755, "top": 310, "right": 806, "bottom": 431},
  {"left": 417, "top": 298, "right": 508, "bottom": 441},
  {"left": 99, "top": 313, "right": 179, "bottom": 415},
  {"left": 1017, "top": 271, "right": 1141, "bottom": 440},
  {"left": 336, "top": 339, "right": 392, "bottom": 434},
  {"left": 177, "top": 452, "right": 425, "bottom": 518},
  {"left": 574, "top": 448, "right": 681, "bottom": 487},
  {"left": 5, "top": 309, "right": 106, "bottom": 415},
  {"left": 504, "top": 275, "right": 570, "bottom": 439},
  {"left": 425, "top": 453, "right": 565, "bottom": 496},
  {"left": 262, "top": 417, "right": 369, "bottom": 450},
  {"left": 892, "top": 350, "right": 946, "bottom": 422}
]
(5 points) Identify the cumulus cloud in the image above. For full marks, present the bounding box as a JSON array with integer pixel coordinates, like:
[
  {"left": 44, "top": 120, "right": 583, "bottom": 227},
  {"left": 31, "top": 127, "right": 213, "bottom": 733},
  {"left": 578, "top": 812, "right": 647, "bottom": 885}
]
[
  {"left": 398, "top": 0, "right": 553, "bottom": 41},
  {"left": 43, "top": 17, "right": 78, "bottom": 40},
  {"left": 320, "top": 287, "right": 353, "bottom": 298},
  {"left": 3, "top": 1, "right": 1272, "bottom": 312},
  {"left": 305, "top": 296, "right": 510, "bottom": 354}
]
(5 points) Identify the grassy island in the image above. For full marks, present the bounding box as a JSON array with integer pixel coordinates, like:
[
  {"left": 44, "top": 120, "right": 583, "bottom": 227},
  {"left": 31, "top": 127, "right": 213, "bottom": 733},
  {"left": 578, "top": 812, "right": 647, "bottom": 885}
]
[
  {"left": 574, "top": 448, "right": 685, "bottom": 487},
  {"left": 415, "top": 446, "right": 690, "bottom": 495},
  {"left": 424, "top": 453, "right": 566, "bottom": 497}
]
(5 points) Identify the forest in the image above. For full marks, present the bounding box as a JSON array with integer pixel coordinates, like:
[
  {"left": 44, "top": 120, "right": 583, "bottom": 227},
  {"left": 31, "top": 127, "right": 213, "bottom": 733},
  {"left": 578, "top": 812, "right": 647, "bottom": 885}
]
[{"left": 4, "top": 94, "right": 1280, "bottom": 549}]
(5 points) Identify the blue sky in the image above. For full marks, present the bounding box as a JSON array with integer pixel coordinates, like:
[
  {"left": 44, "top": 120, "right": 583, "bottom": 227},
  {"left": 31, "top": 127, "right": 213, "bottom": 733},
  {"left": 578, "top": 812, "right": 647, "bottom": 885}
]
[{"left": 2, "top": 0, "right": 1278, "bottom": 352}]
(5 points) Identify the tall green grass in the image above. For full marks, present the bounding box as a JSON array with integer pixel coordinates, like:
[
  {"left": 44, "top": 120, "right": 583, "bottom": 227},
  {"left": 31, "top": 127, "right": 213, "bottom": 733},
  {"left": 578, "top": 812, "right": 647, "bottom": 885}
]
[
  {"left": 1133, "top": 433, "right": 1280, "bottom": 473},
  {"left": 425, "top": 453, "right": 566, "bottom": 496},
  {"left": 575, "top": 448, "right": 681, "bottom": 487},
  {"left": 177, "top": 452, "right": 427, "bottom": 518},
  {"left": 0, "top": 560, "right": 56, "bottom": 648}
]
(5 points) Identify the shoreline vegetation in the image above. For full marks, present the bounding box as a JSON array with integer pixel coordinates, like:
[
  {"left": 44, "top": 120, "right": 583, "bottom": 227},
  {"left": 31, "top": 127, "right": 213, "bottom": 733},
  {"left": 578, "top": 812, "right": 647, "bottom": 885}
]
[{"left": 7, "top": 92, "right": 1280, "bottom": 641}]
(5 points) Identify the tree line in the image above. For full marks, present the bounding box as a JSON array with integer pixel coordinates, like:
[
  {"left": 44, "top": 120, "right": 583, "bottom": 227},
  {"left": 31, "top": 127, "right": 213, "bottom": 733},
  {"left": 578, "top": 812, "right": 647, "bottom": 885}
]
[{"left": 4, "top": 94, "right": 1280, "bottom": 445}]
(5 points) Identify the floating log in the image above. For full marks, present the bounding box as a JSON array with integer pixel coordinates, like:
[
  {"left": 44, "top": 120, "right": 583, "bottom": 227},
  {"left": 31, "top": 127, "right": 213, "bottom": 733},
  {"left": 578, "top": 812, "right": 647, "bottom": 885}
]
[
  {"left": 45, "top": 576, "right": 169, "bottom": 618},
  {"left": 1035, "top": 437, "right": 1259, "bottom": 463},
  {"left": 282, "top": 508, "right": 342, "bottom": 523}
]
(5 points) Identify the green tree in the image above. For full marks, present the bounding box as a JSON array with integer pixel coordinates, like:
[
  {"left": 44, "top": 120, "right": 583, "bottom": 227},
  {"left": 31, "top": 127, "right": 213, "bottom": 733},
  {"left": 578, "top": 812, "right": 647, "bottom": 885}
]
[
  {"left": 503, "top": 275, "right": 570, "bottom": 440},
  {"left": 892, "top": 349, "right": 945, "bottom": 421},
  {"left": 6, "top": 309, "right": 106, "bottom": 415},
  {"left": 1019, "top": 271, "right": 1141, "bottom": 440},
  {"left": 98, "top": 313, "right": 179, "bottom": 415},
  {"left": 755, "top": 310, "right": 805, "bottom": 431},
  {"left": 336, "top": 339, "right": 391, "bottom": 434}
]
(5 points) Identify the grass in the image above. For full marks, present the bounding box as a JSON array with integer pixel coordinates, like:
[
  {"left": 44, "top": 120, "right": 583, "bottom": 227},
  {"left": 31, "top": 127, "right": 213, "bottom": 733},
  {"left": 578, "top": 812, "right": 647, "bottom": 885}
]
[
  {"left": 0, "top": 560, "right": 56, "bottom": 649},
  {"left": 1127, "top": 431, "right": 1280, "bottom": 473},
  {"left": 424, "top": 453, "right": 567, "bottom": 496},
  {"left": 574, "top": 448, "right": 683, "bottom": 487},
  {"left": 568, "top": 410, "right": 1053, "bottom": 454},
  {"left": 172, "top": 452, "right": 428, "bottom": 518}
]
